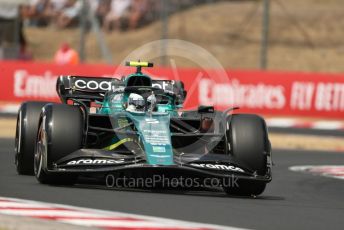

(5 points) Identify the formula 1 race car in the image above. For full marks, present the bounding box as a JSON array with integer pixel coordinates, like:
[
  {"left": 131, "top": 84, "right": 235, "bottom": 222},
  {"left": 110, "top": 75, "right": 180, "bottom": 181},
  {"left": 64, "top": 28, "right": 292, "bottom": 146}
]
[{"left": 15, "top": 61, "right": 272, "bottom": 196}]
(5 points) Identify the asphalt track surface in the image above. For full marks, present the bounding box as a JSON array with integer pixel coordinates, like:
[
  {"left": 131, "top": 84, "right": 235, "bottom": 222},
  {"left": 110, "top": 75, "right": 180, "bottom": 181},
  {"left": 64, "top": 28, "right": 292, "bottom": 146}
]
[{"left": 1, "top": 138, "right": 344, "bottom": 230}]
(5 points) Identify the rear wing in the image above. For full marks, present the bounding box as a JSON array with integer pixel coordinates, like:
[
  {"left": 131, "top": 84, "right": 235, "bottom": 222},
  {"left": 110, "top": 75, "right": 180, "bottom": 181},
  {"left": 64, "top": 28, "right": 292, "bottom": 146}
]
[
  {"left": 56, "top": 76, "right": 186, "bottom": 104},
  {"left": 56, "top": 76, "right": 117, "bottom": 103}
]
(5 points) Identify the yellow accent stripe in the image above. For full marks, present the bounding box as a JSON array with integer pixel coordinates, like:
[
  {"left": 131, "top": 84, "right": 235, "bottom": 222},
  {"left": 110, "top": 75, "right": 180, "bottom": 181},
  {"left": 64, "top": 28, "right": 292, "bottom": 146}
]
[
  {"left": 103, "top": 138, "right": 133, "bottom": 151},
  {"left": 129, "top": 61, "right": 149, "bottom": 67}
]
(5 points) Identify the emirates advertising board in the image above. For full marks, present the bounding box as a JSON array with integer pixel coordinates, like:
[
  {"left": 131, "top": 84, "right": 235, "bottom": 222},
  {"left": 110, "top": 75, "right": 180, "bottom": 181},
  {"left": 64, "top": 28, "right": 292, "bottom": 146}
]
[{"left": 0, "top": 61, "right": 344, "bottom": 118}]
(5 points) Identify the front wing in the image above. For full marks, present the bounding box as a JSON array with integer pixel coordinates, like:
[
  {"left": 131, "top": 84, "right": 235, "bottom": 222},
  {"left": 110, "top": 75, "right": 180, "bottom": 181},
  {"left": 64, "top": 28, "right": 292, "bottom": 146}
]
[{"left": 48, "top": 149, "right": 272, "bottom": 183}]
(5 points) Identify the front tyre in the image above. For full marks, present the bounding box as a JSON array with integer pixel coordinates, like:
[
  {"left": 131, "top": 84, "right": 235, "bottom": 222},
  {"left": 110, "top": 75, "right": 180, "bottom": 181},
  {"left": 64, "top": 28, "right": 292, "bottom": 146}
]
[
  {"left": 15, "top": 101, "right": 50, "bottom": 175},
  {"left": 223, "top": 114, "right": 270, "bottom": 196},
  {"left": 34, "top": 104, "right": 83, "bottom": 185}
]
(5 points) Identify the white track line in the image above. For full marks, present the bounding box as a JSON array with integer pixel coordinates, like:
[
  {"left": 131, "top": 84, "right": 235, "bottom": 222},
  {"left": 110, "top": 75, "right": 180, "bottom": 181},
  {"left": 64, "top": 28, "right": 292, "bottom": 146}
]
[
  {"left": 0, "top": 104, "right": 19, "bottom": 114},
  {"left": 60, "top": 219, "right": 207, "bottom": 228},
  {"left": 312, "top": 121, "right": 344, "bottom": 130},
  {"left": 0, "top": 210, "right": 105, "bottom": 217},
  {"left": 0, "top": 202, "right": 48, "bottom": 208}
]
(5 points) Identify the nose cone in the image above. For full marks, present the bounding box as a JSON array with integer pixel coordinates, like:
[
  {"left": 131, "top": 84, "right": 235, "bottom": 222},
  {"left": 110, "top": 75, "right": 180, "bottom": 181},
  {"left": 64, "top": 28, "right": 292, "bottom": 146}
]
[{"left": 128, "top": 113, "right": 174, "bottom": 165}]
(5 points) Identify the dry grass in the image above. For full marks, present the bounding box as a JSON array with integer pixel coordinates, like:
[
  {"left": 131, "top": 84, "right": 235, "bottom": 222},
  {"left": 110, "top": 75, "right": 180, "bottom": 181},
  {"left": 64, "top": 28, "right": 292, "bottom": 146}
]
[
  {"left": 25, "top": 0, "right": 344, "bottom": 72},
  {"left": 0, "top": 119, "right": 16, "bottom": 138},
  {"left": 270, "top": 134, "right": 344, "bottom": 152}
]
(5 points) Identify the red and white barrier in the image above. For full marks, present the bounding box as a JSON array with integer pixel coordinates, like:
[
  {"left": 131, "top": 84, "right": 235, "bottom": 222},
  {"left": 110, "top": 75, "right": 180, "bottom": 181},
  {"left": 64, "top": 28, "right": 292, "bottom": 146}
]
[
  {"left": 265, "top": 118, "right": 344, "bottom": 130},
  {"left": 290, "top": 166, "right": 344, "bottom": 180},
  {"left": 0, "top": 196, "right": 239, "bottom": 230},
  {"left": 1, "top": 61, "right": 344, "bottom": 119}
]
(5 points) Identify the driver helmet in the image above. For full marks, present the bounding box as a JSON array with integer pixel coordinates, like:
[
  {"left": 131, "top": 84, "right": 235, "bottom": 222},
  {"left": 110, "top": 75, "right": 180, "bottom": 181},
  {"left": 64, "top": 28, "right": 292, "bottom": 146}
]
[{"left": 127, "top": 93, "right": 145, "bottom": 112}]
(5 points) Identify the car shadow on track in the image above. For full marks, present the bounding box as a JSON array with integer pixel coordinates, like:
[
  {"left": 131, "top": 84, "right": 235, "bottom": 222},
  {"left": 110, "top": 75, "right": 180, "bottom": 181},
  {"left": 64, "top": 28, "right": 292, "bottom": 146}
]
[{"left": 61, "top": 180, "right": 284, "bottom": 201}]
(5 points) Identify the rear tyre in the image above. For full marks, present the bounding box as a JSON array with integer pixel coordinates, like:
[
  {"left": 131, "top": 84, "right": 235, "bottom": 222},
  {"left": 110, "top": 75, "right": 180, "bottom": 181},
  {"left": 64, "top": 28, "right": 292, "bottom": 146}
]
[
  {"left": 34, "top": 104, "right": 83, "bottom": 185},
  {"left": 223, "top": 114, "right": 269, "bottom": 196},
  {"left": 15, "top": 101, "right": 50, "bottom": 175}
]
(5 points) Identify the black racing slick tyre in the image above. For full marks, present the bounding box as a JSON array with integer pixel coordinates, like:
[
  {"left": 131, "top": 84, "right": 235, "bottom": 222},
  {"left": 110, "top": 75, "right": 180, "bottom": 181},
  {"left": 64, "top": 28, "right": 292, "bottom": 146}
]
[
  {"left": 34, "top": 104, "right": 83, "bottom": 185},
  {"left": 224, "top": 114, "right": 270, "bottom": 196},
  {"left": 15, "top": 101, "right": 50, "bottom": 175}
]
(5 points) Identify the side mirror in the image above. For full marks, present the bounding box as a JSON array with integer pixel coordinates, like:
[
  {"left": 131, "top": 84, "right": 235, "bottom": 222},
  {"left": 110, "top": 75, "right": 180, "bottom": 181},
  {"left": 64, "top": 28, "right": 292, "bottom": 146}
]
[{"left": 198, "top": 105, "right": 214, "bottom": 113}]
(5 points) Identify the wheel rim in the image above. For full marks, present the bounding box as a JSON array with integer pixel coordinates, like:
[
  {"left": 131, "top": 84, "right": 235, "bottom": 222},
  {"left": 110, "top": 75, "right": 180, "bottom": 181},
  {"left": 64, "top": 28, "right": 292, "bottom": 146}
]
[
  {"left": 14, "top": 111, "right": 22, "bottom": 166},
  {"left": 34, "top": 123, "right": 47, "bottom": 178}
]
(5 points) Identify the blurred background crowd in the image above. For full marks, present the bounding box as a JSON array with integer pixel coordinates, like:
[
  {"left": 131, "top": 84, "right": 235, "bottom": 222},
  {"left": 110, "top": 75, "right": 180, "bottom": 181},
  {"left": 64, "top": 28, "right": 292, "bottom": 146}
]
[
  {"left": 21, "top": 0, "right": 152, "bottom": 30},
  {"left": 0, "top": 0, "right": 343, "bottom": 73},
  {"left": 20, "top": 0, "right": 213, "bottom": 30},
  {"left": 0, "top": 0, "right": 219, "bottom": 63}
]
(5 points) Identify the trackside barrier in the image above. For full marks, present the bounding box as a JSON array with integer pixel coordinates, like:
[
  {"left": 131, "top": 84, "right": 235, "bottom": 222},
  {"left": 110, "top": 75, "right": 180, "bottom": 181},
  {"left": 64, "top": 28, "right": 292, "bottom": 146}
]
[{"left": 0, "top": 61, "right": 344, "bottom": 119}]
